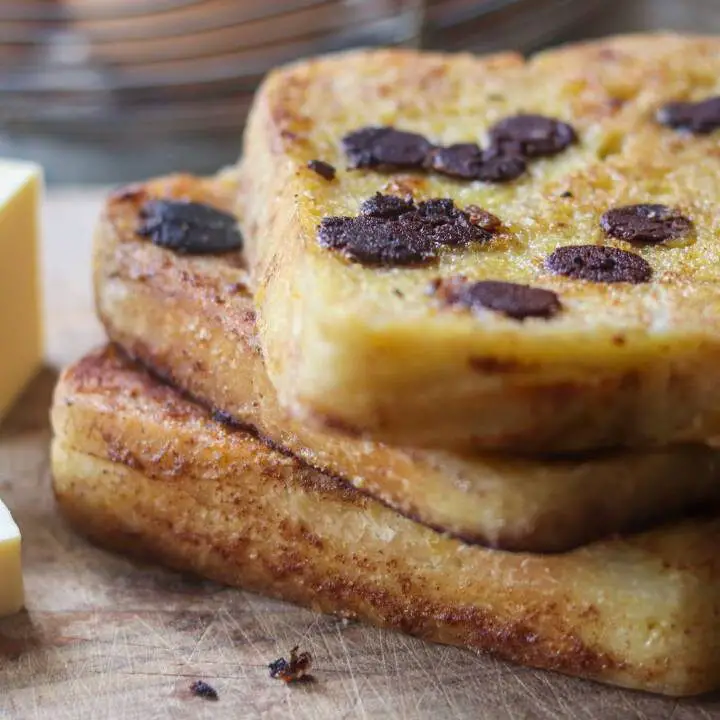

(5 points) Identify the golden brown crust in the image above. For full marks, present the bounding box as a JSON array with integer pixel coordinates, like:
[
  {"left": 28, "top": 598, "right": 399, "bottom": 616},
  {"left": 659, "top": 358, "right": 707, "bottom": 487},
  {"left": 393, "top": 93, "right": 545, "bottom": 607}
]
[
  {"left": 94, "top": 173, "right": 720, "bottom": 552},
  {"left": 239, "top": 36, "right": 720, "bottom": 451},
  {"left": 51, "top": 346, "right": 720, "bottom": 696}
]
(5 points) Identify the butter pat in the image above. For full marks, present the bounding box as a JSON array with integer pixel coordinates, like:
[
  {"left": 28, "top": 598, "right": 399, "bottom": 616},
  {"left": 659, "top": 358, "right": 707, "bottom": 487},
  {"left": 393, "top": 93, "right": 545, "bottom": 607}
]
[
  {"left": 0, "top": 499, "right": 23, "bottom": 616},
  {"left": 0, "top": 160, "right": 42, "bottom": 421}
]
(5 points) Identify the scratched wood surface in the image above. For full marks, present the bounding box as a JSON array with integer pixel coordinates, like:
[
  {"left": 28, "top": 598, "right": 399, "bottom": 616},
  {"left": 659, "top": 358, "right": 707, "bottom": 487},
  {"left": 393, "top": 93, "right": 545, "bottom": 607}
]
[{"left": 0, "top": 189, "right": 719, "bottom": 720}]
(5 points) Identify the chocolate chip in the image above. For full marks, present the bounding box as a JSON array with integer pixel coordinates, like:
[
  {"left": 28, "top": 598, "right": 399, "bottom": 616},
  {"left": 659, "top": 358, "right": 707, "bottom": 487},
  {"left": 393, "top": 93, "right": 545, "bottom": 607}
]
[
  {"left": 489, "top": 114, "right": 577, "bottom": 157},
  {"left": 436, "top": 277, "right": 561, "bottom": 320},
  {"left": 307, "top": 159, "right": 336, "bottom": 180},
  {"left": 268, "top": 657, "right": 286, "bottom": 678},
  {"left": 342, "top": 127, "right": 432, "bottom": 169},
  {"left": 317, "top": 215, "right": 436, "bottom": 266},
  {"left": 427, "top": 216, "right": 483, "bottom": 246},
  {"left": 656, "top": 96, "right": 720, "bottom": 134},
  {"left": 138, "top": 200, "right": 242, "bottom": 255},
  {"left": 426, "top": 143, "right": 526, "bottom": 182},
  {"left": 416, "top": 198, "right": 459, "bottom": 221},
  {"left": 414, "top": 199, "right": 492, "bottom": 245},
  {"left": 545, "top": 245, "right": 652, "bottom": 283},
  {"left": 426, "top": 143, "right": 485, "bottom": 179},
  {"left": 318, "top": 196, "right": 498, "bottom": 266},
  {"left": 475, "top": 144, "right": 528, "bottom": 182},
  {"left": 600, "top": 204, "right": 693, "bottom": 244},
  {"left": 190, "top": 680, "right": 218, "bottom": 701},
  {"left": 360, "top": 192, "right": 416, "bottom": 218}
]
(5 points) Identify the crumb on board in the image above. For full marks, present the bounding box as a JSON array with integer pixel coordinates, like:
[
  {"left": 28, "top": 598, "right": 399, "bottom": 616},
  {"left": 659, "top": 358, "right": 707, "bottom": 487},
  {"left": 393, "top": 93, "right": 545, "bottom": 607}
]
[
  {"left": 268, "top": 646, "right": 314, "bottom": 684},
  {"left": 190, "top": 680, "right": 219, "bottom": 700}
]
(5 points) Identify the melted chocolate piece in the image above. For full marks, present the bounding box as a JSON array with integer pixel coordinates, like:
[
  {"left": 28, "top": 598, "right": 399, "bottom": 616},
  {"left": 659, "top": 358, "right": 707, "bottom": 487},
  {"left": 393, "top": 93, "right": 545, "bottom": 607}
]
[
  {"left": 360, "top": 192, "right": 416, "bottom": 218},
  {"left": 307, "top": 159, "right": 336, "bottom": 180},
  {"left": 426, "top": 143, "right": 485, "bottom": 179},
  {"left": 426, "top": 142, "right": 526, "bottom": 182},
  {"left": 342, "top": 127, "right": 432, "bottom": 169},
  {"left": 318, "top": 196, "right": 498, "bottom": 266},
  {"left": 415, "top": 199, "right": 491, "bottom": 245},
  {"left": 416, "top": 198, "right": 460, "bottom": 222},
  {"left": 600, "top": 204, "right": 693, "bottom": 244},
  {"left": 656, "top": 96, "right": 720, "bottom": 134},
  {"left": 489, "top": 114, "right": 577, "bottom": 157},
  {"left": 317, "top": 215, "right": 436, "bottom": 266},
  {"left": 475, "top": 144, "right": 528, "bottom": 182},
  {"left": 436, "top": 277, "right": 561, "bottom": 320},
  {"left": 545, "top": 245, "right": 652, "bottom": 284},
  {"left": 138, "top": 199, "right": 243, "bottom": 255}
]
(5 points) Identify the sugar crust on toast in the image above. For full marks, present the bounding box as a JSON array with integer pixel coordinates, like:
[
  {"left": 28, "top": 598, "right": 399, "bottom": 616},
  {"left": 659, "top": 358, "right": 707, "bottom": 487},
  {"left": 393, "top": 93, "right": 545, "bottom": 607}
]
[
  {"left": 94, "top": 173, "right": 720, "bottom": 552},
  {"left": 51, "top": 346, "right": 720, "bottom": 697},
  {"left": 239, "top": 34, "right": 720, "bottom": 451}
]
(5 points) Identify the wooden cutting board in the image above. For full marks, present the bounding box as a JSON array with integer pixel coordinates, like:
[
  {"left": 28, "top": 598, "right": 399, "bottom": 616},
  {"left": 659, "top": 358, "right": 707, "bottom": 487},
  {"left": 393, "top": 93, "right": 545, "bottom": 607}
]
[{"left": 0, "top": 189, "right": 718, "bottom": 719}]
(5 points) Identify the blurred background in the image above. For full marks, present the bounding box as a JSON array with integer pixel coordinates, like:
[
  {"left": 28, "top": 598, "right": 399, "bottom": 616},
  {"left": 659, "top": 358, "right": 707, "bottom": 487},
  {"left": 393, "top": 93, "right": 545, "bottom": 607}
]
[{"left": 0, "top": 0, "right": 717, "bottom": 184}]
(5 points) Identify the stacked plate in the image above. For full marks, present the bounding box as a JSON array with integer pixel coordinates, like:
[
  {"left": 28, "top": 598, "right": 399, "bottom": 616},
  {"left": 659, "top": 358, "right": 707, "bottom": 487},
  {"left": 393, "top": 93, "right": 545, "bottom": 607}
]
[
  {"left": 423, "top": 0, "right": 607, "bottom": 51},
  {"left": 0, "top": 0, "right": 614, "bottom": 181}
]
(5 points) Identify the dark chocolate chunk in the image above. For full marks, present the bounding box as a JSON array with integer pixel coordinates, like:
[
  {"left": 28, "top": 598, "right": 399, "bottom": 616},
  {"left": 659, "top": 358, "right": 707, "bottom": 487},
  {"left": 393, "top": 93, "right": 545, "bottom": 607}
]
[
  {"left": 415, "top": 198, "right": 492, "bottom": 245},
  {"left": 489, "top": 114, "right": 577, "bottom": 157},
  {"left": 190, "top": 680, "right": 218, "bottom": 701},
  {"left": 318, "top": 196, "right": 499, "bottom": 266},
  {"left": 475, "top": 144, "right": 528, "bottom": 182},
  {"left": 427, "top": 217, "right": 483, "bottom": 247},
  {"left": 342, "top": 127, "right": 432, "bottom": 169},
  {"left": 360, "top": 192, "right": 416, "bottom": 218},
  {"left": 426, "top": 142, "right": 526, "bottom": 182},
  {"left": 600, "top": 204, "right": 693, "bottom": 244},
  {"left": 307, "top": 159, "right": 336, "bottom": 181},
  {"left": 436, "top": 277, "right": 561, "bottom": 320},
  {"left": 656, "top": 96, "right": 720, "bottom": 134},
  {"left": 426, "top": 143, "right": 485, "bottom": 179},
  {"left": 138, "top": 200, "right": 242, "bottom": 255},
  {"left": 317, "top": 215, "right": 436, "bottom": 266},
  {"left": 545, "top": 245, "right": 652, "bottom": 283},
  {"left": 416, "top": 198, "right": 461, "bottom": 222},
  {"left": 268, "top": 657, "right": 288, "bottom": 679}
]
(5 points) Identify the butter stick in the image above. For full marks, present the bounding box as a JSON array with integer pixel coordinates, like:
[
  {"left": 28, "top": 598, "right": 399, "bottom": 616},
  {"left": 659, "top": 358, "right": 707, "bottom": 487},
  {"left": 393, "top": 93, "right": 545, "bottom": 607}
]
[
  {"left": 0, "top": 160, "right": 43, "bottom": 421},
  {"left": 0, "top": 499, "right": 23, "bottom": 616}
]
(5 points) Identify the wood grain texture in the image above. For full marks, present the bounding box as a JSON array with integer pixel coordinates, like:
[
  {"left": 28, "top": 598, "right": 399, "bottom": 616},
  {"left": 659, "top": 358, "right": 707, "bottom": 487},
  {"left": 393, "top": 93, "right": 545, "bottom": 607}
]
[{"left": 0, "top": 190, "right": 719, "bottom": 718}]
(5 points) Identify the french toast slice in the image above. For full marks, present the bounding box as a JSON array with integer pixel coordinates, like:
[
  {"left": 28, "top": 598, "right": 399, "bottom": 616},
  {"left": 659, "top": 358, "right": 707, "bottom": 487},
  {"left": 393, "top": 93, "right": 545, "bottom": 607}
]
[
  {"left": 94, "top": 173, "right": 720, "bottom": 552},
  {"left": 239, "top": 34, "right": 720, "bottom": 451},
  {"left": 51, "top": 346, "right": 720, "bottom": 697}
]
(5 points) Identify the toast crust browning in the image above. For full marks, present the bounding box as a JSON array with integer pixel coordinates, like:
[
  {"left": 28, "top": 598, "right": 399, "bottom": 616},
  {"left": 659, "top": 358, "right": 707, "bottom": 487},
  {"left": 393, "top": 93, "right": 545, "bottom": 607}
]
[
  {"left": 94, "top": 173, "right": 720, "bottom": 552},
  {"left": 239, "top": 36, "right": 720, "bottom": 451},
  {"left": 51, "top": 347, "right": 720, "bottom": 696}
]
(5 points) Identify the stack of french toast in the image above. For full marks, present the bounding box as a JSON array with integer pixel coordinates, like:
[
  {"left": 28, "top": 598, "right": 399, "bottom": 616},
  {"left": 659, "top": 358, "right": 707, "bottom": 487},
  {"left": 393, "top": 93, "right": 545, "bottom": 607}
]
[{"left": 51, "top": 33, "right": 720, "bottom": 696}]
